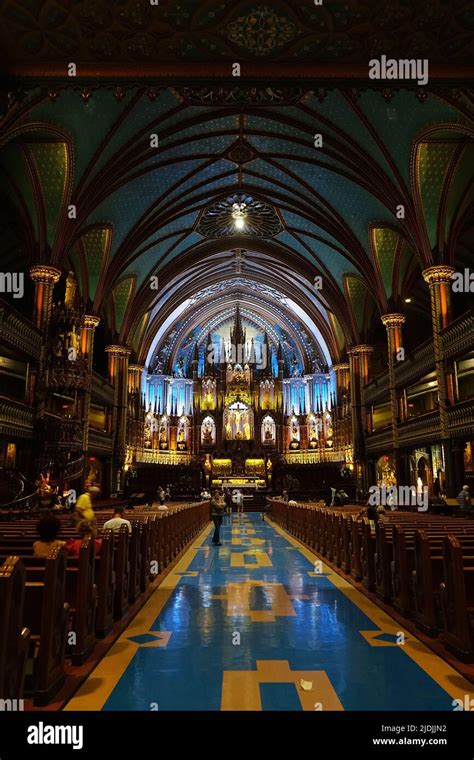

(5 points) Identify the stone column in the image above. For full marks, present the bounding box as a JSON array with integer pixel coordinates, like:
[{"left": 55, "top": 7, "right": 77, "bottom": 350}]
[
  {"left": 381, "top": 313, "right": 405, "bottom": 484},
  {"left": 333, "top": 363, "right": 350, "bottom": 398},
  {"left": 81, "top": 315, "right": 100, "bottom": 484},
  {"left": 276, "top": 346, "right": 285, "bottom": 454},
  {"left": 128, "top": 364, "right": 144, "bottom": 394},
  {"left": 347, "top": 345, "right": 373, "bottom": 493},
  {"left": 128, "top": 364, "right": 145, "bottom": 452},
  {"left": 28, "top": 265, "right": 62, "bottom": 404},
  {"left": 105, "top": 345, "right": 131, "bottom": 493},
  {"left": 29, "top": 264, "right": 61, "bottom": 332},
  {"left": 332, "top": 362, "right": 350, "bottom": 452},
  {"left": 422, "top": 265, "right": 455, "bottom": 494}
]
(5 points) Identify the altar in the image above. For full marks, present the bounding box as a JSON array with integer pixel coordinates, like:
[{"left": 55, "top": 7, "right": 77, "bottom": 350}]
[{"left": 212, "top": 475, "right": 266, "bottom": 491}]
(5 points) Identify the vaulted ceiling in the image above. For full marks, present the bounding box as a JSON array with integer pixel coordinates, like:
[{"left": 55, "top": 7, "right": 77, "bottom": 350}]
[{"left": 0, "top": 2, "right": 473, "bottom": 370}]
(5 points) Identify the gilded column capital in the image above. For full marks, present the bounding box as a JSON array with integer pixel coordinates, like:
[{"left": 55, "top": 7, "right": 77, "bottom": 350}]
[
  {"left": 347, "top": 344, "right": 374, "bottom": 357},
  {"left": 105, "top": 345, "right": 131, "bottom": 357},
  {"left": 128, "top": 364, "right": 146, "bottom": 373},
  {"left": 422, "top": 265, "right": 455, "bottom": 285},
  {"left": 83, "top": 315, "right": 100, "bottom": 330},
  {"left": 332, "top": 363, "right": 350, "bottom": 371},
  {"left": 381, "top": 313, "right": 406, "bottom": 328},
  {"left": 29, "top": 264, "right": 61, "bottom": 285}
]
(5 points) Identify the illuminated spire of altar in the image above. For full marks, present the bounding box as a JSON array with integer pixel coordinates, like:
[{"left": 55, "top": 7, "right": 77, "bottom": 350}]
[{"left": 230, "top": 301, "right": 246, "bottom": 348}]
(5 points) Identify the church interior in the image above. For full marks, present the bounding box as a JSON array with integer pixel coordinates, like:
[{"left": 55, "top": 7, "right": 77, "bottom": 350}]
[{"left": 0, "top": 0, "right": 474, "bottom": 726}]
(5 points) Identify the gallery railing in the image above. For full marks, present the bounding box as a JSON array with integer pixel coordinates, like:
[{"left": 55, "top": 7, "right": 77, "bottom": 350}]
[
  {"left": 126, "top": 446, "right": 193, "bottom": 466},
  {"left": 283, "top": 448, "right": 348, "bottom": 465}
]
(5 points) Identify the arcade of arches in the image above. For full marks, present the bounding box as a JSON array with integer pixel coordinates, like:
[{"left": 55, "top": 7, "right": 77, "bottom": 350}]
[
  {"left": 0, "top": 0, "right": 474, "bottom": 716},
  {"left": 1, "top": 86, "right": 473, "bottom": 502}
]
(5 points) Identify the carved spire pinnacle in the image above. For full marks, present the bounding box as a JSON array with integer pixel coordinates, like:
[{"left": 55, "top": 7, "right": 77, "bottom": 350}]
[{"left": 230, "top": 301, "right": 246, "bottom": 348}]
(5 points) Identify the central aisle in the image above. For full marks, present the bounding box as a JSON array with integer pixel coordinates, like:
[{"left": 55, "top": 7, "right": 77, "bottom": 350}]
[{"left": 66, "top": 514, "right": 473, "bottom": 711}]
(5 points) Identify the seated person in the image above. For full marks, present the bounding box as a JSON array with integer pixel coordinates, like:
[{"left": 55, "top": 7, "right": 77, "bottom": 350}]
[
  {"left": 157, "top": 503, "right": 169, "bottom": 512},
  {"left": 336, "top": 489, "right": 349, "bottom": 506},
  {"left": 103, "top": 505, "right": 132, "bottom": 533},
  {"left": 33, "top": 515, "right": 66, "bottom": 557},
  {"left": 356, "top": 504, "right": 386, "bottom": 522},
  {"left": 65, "top": 520, "right": 102, "bottom": 557}
]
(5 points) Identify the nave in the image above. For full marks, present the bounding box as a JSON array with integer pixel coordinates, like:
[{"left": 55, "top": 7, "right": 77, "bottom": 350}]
[{"left": 65, "top": 514, "right": 474, "bottom": 712}]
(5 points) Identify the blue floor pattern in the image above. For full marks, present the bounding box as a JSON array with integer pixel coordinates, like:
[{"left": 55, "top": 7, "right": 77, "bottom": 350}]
[{"left": 101, "top": 514, "right": 464, "bottom": 711}]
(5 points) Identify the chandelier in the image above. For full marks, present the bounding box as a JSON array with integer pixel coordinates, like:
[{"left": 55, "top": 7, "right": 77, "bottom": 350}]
[
  {"left": 231, "top": 201, "right": 247, "bottom": 231},
  {"left": 197, "top": 193, "right": 282, "bottom": 239}
]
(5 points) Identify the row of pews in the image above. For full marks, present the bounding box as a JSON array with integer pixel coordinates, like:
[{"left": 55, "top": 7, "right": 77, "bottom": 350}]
[
  {"left": 268, "top": 499, "right": 474, "bottom": 662},
  {"left": 0, "top": 501, "right": 210, "bottom": 705}
]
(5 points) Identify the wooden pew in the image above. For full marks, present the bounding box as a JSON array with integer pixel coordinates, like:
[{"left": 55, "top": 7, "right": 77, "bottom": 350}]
[
  {"left": 411, "top": 530, "right": 474, "bottom": 636},
  {"left": 360, "top": 518, "right": 377, "bottom": 591},
  {"left": 65, "top": 537, "right": 96, "bottom": 665},
  {"left": 440, "top": 534, "right": 474, "bottom": 661},
  {"left": 0, "top": 500, "right": 211, "bottom": 704},
  {"left": 22, "top": 546, "right": 69, "bottom": 706},
  {"left": 0, "top": 557, "right": 30, "bottom": 700},
  {"left": 319, "top": 510, "right": 330, "bottom": 557},
  {"left": 113, "top": 526, "right": 130, "bottom": 619},
  {"left": 95, "top": 530, "right": 115, "bottom": 638},
  {"left": 128, "top": 523, "right": 142, "bottom": 605},
  {"left": 374, "top": 520, "right": 394, "bottom": 602},
  {"left": 139, "top": 517, "right": 151, "bottom": 590},
  {"left": 391, "top": 525, "right": 474, "bottom": 618},
  {"left": 350, "top": 517, "right": 363, "bottom": 581},
  {"left": 412, "top": 530, "right": 445, "bottom": 635},
  {"left": 341, "top": 515, "right": 353, "bottom": 573}
]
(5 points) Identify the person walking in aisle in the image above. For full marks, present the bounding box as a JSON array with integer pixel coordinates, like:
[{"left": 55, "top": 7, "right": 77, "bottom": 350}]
[
  {"left": 224, "top": 488, "right": 233, "bottom": 520},
  {"left": 232, "top": 488, "right": 244, "bottom": 516},
  {"left": 211, "top": 489, "right": 225, "bottom": 545}
]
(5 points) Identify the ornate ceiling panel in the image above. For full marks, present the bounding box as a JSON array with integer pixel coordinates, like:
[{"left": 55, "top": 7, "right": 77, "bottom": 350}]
[{"left": 1, "top": 0, "right": 473, "bottom": 69}]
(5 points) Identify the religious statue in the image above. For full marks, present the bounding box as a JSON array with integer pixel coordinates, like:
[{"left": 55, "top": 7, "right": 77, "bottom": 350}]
[
  {"left": 244, "top": 414, "right": 251, "bottom": 438},
  {"left": 202, "top": 418, "right": 215, "bottom": 446},
  {"left": 309, "top": 419, "right": 318, "bottom": 449},
  {"left": 290, "top": 356, "right": 300, "bottom": 377},
  {"left": 290, "top": 421, "right": 300, "bottom": 450},
  {"left": 159, "top": 425, "right": 168, "bottom": 449},
  {"left": 55, "top": 333, "right": 66, "bottom": 358},
  {"left": 144, "top": 422, "right": 152, "bottom": 448},
  {"left": 67, "top": 325, "right": 80, "bottom": 354},
  {"left": 64, "top": 271, "right": 76, "bottom": 309},
  {"left": 177, "top": 425, "right": 187, "bottom": 450}
]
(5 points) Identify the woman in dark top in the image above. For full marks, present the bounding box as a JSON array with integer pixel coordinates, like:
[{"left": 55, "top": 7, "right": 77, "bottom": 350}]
[{"left": 210, "top": 490, "right": 225, "bottom": 545}]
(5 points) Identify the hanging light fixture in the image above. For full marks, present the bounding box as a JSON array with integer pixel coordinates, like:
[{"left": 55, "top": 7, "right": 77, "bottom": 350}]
[{"left": 232, "top": 201, "right": 247, "bottom": 231}]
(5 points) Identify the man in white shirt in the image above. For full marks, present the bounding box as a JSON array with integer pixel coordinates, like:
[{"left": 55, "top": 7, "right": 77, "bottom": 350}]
[
  {"left": 232, "top": 489, "right": 244, "bottom": 514},
  {"left": 103, "top": 506, "right": 132, "bottom": 533}
]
